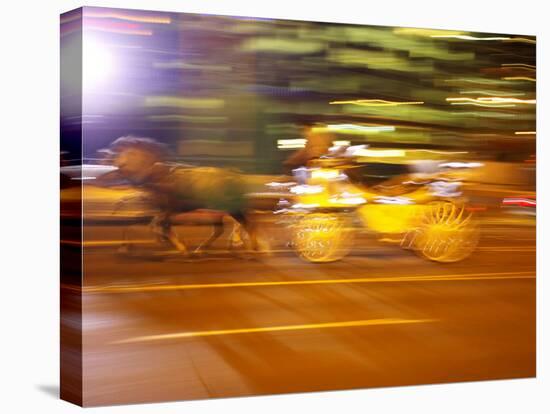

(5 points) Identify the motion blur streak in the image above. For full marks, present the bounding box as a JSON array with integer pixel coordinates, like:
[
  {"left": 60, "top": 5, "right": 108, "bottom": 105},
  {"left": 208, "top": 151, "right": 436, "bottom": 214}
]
[
  {"left": 504, "top": 37, "right": 536, "bottom": 44},
  {"left": 84, "top": 10, "right": 172, "bottom": 24},
  {"left": 501, "top": 63, "right": 536, "bottom": 70},
  {"left": 60, "top": 7, "right": 536, "bottom": 405},
  {"left": 446, "top": 97, "right": 535, "bottom": 104},
  {"left": 114, "top": 318, "right": 436, "bottom": 343},
  {"left": 431, "top": 35, "right": 510, "bottom": 41},
  {"left": 502, "top": 76, "right": 536, "bottom": 81},
  {"left": 73, "top": 271, "right": 534, "bottom": 294},
  {"left": 329, "top": 99, "right": 425, "bottom": 106}
]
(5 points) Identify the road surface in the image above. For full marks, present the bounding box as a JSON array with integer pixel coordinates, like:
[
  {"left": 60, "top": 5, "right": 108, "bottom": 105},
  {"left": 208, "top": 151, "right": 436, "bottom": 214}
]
[{"left": 72, "top": 222, "right": 536, "bottom": 406}]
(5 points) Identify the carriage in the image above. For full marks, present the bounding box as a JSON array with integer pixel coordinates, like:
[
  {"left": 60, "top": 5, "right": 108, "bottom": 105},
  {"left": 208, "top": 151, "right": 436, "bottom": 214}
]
[
  {"left": 78, "top": 137, "right": 481, "bottom": 263},
  {"left": 271, "top": 147, "right": 481, "bottom": 263}
]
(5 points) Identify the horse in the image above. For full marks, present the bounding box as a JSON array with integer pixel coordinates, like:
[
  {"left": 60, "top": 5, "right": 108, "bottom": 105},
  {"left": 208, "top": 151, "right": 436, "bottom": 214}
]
[{"left": 102, "top": 136, "right": 258, "bottom": 256}]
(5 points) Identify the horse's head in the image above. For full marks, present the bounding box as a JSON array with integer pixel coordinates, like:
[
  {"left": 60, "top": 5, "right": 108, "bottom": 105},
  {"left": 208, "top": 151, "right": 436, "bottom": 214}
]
[{"left": 109, "top": 136, "right": 168, "bottom": 184}]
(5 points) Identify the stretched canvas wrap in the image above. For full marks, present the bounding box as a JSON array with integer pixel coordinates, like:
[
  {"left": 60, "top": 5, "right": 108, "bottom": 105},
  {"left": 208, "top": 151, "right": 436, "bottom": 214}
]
[{"left": 60, "top": 6, "right": 536, "bottom": 407}]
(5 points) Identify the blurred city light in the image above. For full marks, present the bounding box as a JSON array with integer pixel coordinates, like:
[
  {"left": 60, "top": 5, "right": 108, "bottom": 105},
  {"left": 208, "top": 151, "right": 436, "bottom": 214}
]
[{"left": 83, "top": 37, "right": 115, "bottom": 91}]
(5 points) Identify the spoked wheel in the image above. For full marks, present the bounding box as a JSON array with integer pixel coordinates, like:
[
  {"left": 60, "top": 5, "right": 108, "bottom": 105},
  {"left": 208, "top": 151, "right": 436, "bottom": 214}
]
[
  {"left": 292, "top": 213, "right": 355, "bottom": 263},
  {"left": 413, "top": 201, "right": 480, "bottom": 263}
]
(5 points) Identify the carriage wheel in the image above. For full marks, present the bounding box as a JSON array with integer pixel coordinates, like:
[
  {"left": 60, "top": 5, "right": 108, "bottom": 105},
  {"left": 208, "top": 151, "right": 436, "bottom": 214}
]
[
  {"left": 414, "top": 201, "right": 479, "bottom": 263},
  {"left": 292, "top": 213, "right": 355, "bottom": 263}
]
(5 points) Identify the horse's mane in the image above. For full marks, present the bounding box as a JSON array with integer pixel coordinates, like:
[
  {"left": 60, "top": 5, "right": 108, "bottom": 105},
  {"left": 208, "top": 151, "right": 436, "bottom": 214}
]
[{"left": 110, "top": 135, "right": 170, "bottom": 159}]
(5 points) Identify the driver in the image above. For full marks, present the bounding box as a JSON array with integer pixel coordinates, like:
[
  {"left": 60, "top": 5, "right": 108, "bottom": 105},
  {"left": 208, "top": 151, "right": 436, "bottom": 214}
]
[{"left": 283, "top": 123, "right": 333, "bottom": 172}]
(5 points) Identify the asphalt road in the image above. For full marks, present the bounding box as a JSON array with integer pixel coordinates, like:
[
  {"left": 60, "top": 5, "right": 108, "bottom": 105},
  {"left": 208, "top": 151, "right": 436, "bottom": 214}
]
[{"left": 77, "top": 222, "right": 536, "bottom": 406}]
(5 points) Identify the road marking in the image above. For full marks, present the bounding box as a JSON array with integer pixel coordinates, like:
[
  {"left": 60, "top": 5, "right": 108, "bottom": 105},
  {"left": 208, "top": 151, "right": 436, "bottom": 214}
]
[
  {"left": 112, "top": 318, "right": 435, "bottom": 344},
  {"left": 68, "top": 271, "right": 535, "bottom": 294},
  {"left": 65, "top": 240, "right": 536, "bottom": 252}
]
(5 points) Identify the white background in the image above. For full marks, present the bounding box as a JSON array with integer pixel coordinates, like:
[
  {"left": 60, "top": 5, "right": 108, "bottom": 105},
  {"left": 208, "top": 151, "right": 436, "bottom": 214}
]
[{"left": 0, "top": 0, "right": 546, "bottom": 412}]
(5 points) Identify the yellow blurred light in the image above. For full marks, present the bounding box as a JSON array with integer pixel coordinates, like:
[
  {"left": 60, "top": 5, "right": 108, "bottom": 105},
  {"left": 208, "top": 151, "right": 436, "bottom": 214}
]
[
  {"left": 502, "top": 76, "right": 536, "bottom": 82},
  {"left": 329, "top": 99, "right": 424, "bottom": 107},
  {"left": 445, "top": 78, "right": 511, "bottom": 85},
  {"left": 393, "top": 28, "right": 464, "bottom": 37},
  {"left": 353, "top": 149, "right": 405, "bottom": 158},
  {"left": 452, "top": 111, "right": 516, "bottom": 118},
  {"left": 450, "top": 102, "right": 516, "bottom": 108},
  {"left": 332, "top": 140, "right": 351, "bottom": 147},
  {"left": 459, "top": 90, "right": 525, "bottom": 96},
  {"left": 409, "top": 149, "right": 468, "bottom": 155},
  {"left": 446, "top": 97, "right": 535, "bottom": 105},
  {"left": 147, "top": 115, "right": 227, "bottom": 123},
  {"left": 311, "top": 169, "right": 342, "bottom": 180},
  {"left": 515, "top": 131, "right": 536, "bottom": 135},
  {"left": 504, "top": 37, "right": 536, "bottom": 44},
  {"left": 290, "top": 185, "right": 325, "bottom": 194},
  {"left": 277, "top": 139, "right": 306, "bottom": 149},
  {"left": 327, "top": 48, "right": 437, "bottom": 72},
  {"left": 241, "top": 37, "right": 325, "bottom": 54},
  {"left": 114, "top": 318, "right": 431, "bottom": 343},
  {"left": 431, "top": 34, "right": 510, "bottom": 41},
  {"left": 144, "top": 96, "right": 225, "bottom": 109},
  {"left": 313, "top": 124, "right": 395, "bottom": 134},
  {"left": 329, "top": 195, "right": 367, "bottom": 205}
]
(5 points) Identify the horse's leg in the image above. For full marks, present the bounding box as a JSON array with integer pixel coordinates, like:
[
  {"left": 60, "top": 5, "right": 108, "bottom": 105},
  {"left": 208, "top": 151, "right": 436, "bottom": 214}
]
[
  {"left": 230, "top": 212, "right": 261, "bottom": 253},
  {"left": 222, "top": 214, "right": 242, "bottom": 249},
  {"left": 194, "top": 217, "right": 224, "bottom": 254},
  {"left": 151, "top": 213, "right": 189, "bottom": 255}
]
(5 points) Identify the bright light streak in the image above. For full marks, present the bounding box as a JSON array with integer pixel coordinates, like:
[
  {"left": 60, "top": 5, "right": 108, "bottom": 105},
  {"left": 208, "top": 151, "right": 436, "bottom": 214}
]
[
  {"left": 515, "top": 131, "right": 536, "bottom": 135},
  {"left": 429, "top": 181, "right": 462, "bottom": 198},
  {"left": 290, "top": 185, "right": 325, "bottom": 195},
  {"left": 292, "top": 203, "right": 321, "bottom": 209},
  {"left": 501, "top": 63, "right": 536, "bottom": 71},
  {"left": 153, "top": 61, "right": 232, "bottom": 71},
  {"left": 502, "top": 198, "right": 536, "bottom": 207},
  {"left": 450, "top": 102, "right": 516, "bottom": 108},
  {"left": 459, "top": 90, "right": 525, "bottom": 96},
  {"left": 83, "top": 38, "right": 115, "bottom": 91},
  {"left": 148, "top": 115, "right": 227, "bottom": 123},
  {"left": 374, "top": 196, "right": 413, "bottom": 205},
  {"left": 502, "top": 76, "right": 536, "bottom": 82},
  {"left": 311, "top": 169, "right": 343, "bottom": 180},
  {"left": 332, "top": 140, "right": 351, "bottom": 147},
  {"left": 113, "top": 318, "right": 431, "bottom": 343},
  {"left": 446, "top": 97, "right": 535, "bottom": 104},
  {"left": 504, "top": 37, "right": 536, "bottom": 44},
  {"left": 409, "top": 149, "right": 469, "bottom": 155},
  {"left": 431, "top": 35, "right": 510, "bottom": 41},
  {"left": 277, "top": 139, "right": 306, "bottom": 149},
  {"left": 85, "top": 11, "right": 172, "bottom": 24},
  {"left": 393, "top": 28, "right": 464, "bottom": 36},
  {"left": 266, "top": 181, "right": 296, "bottom": 187},
  {"left": 315, "top": 124, "right": 395, "bottom": 133},
  {"left": 439, "top": 162, "right": 484, "bottom": 169},
  {"left": 329, "top": 99, "right": 424, "bottom": 107},
  {"left": 451, "top": 111, "right": 516, "bottom": 118},
  {"left": 354, "top": 149, "right": 405, "bottom": 157}
]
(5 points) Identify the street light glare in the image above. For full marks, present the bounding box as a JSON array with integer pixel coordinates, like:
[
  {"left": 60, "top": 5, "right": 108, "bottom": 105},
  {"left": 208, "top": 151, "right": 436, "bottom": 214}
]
[{"left": 83, "top": 38, "right": 114, "bottom": 91}]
